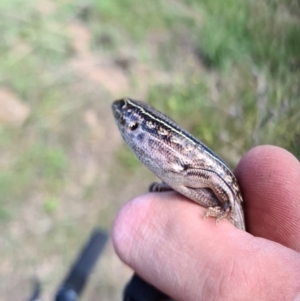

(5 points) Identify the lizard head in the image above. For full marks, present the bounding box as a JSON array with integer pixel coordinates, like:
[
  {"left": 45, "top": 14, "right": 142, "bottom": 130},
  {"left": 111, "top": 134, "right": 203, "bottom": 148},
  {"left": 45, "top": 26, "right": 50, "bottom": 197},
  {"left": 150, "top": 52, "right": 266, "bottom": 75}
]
[
  {"left": 112, "top": 98, "right": 143, "bottom": 134},
  {"left": 112, "top": 98, "right": 193, "bottom": 178}
]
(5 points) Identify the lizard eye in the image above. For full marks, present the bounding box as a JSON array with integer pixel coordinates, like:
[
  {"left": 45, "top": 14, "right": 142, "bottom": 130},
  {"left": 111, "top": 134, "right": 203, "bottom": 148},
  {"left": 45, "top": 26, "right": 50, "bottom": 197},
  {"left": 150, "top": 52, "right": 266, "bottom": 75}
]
[{"left": 129, "top": 122, "right": 139, "bottom": 131}]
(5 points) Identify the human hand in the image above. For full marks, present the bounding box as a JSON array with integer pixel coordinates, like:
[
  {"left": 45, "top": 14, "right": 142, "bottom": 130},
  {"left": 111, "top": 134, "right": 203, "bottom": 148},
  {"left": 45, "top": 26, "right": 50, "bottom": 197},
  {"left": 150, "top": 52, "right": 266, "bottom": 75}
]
[{"left": 112, "top": 145, "right": 300, "bottom": 301}]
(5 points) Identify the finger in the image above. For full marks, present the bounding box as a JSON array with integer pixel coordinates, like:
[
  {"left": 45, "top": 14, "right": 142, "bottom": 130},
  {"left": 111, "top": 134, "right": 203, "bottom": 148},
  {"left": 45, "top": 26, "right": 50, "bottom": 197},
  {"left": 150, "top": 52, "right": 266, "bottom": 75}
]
[
  {"left": 112, "top": 192, "right": 300, "bottom": 301},
  {"left": 235, "top": 145, "right": 300, "bottom": 251}
]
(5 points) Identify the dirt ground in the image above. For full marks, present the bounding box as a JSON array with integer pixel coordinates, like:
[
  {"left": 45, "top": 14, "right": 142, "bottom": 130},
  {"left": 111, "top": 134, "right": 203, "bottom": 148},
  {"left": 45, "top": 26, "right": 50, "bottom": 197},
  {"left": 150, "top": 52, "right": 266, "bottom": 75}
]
[{"left": 0, "top": 17, "right": 160, "bottom": 301}]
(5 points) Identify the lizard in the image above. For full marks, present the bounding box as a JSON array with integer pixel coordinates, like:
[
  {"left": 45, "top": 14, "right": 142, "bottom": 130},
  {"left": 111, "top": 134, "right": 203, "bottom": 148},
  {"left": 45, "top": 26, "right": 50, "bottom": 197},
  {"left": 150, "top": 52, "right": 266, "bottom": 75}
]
[{"left": 112, "top": 98, "right": 246, "bottom": 231}]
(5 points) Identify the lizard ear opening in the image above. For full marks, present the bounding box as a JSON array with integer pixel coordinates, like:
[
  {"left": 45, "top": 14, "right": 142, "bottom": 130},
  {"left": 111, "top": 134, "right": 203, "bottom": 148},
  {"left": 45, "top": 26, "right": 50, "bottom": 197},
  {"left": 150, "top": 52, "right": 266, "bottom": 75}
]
[
  {"left": 170, "top": 162, "right": 184, "bottom": 173},
  {"left": 175, "top": 157, "right": 190, "bottom": 171},
  {"left": 170, "top": 159, "right": 190, "bottom": 173},
  {"left": 182, "top": 163, "right": 189, "bottom": 170}
]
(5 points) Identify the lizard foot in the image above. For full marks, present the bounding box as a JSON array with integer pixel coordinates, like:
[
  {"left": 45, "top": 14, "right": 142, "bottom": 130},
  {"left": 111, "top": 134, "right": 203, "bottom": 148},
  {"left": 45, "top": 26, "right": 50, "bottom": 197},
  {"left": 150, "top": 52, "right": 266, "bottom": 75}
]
[
  {"left": 149, "top": 182, "right": 173, "bottom": 192},
  {"left": 204, "top": 205, "right": 231, "bottom": 224}
]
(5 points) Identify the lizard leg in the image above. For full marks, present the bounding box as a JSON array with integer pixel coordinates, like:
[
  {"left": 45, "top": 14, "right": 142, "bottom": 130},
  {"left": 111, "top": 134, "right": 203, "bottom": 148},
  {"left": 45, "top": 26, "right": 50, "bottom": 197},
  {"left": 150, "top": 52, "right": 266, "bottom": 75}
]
[
  {"left": 204, "top": 203, "right": 231, "bottom": 223},
  {"left": 149, "top": 182, "right": 173, "bottom": 192},
  {"left": 149, "top": 182, "right": 234, "bottom": 226},
  {"left": 180, "top": 168, "right": 236, "bottom": 213}
]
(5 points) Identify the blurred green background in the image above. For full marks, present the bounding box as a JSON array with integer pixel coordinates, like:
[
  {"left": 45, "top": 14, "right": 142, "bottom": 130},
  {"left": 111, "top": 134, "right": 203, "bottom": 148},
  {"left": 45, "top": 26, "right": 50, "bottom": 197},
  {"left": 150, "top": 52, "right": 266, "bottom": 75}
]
[{"left": 0, "top": 0, "right": 299, "bottom": 299}]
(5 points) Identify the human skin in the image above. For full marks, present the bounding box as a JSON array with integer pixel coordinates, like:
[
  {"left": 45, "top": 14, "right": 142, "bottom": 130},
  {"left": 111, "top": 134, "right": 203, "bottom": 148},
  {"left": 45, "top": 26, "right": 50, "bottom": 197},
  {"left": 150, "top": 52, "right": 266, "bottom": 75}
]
[{"left": 112, "top": 145, "right": 300, "bottom": 301}]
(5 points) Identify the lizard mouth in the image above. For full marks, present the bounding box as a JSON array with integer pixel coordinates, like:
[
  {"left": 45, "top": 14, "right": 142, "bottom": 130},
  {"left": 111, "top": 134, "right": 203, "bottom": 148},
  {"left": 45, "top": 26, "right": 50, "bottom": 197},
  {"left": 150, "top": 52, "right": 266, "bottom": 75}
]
[
  {"left": 112, "top": 99, "right": 130, "bottom": 127},
  {"left": 111, "top": 99, "right": 124, "bottom": 120}
]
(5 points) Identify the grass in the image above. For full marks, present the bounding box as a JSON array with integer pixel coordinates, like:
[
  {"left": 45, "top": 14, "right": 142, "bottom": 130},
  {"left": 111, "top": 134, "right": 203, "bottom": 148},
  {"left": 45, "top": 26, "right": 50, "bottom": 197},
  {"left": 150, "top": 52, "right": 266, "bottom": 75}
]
[
  {"left": 0, "top": 0, "right": 299, "bottom": 299},
  {"left": 89, "top": 0, "right": 300, "bottom": 157}
]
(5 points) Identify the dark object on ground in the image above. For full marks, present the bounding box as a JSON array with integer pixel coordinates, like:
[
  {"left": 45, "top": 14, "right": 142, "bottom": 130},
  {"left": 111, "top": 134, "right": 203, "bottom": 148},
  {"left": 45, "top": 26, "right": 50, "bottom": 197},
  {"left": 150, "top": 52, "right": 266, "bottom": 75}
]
[{"left": 27, "top": 229, "right": 108, "bottom": 301}]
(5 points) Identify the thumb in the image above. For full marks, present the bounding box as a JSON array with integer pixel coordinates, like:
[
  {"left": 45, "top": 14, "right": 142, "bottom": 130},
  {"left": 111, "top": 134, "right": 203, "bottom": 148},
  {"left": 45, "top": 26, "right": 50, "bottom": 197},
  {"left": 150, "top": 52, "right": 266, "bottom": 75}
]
[{"left": 112, "top": 192, "right": 300, "bottom": 301}]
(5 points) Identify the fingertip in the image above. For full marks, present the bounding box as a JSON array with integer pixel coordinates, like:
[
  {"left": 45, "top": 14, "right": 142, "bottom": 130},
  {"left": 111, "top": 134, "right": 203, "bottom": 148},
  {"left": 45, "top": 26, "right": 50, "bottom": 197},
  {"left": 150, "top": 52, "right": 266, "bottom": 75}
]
[
  {"left": 112, "top": 193, "right": 160, "bottom": 265},
  {"left": 236, "top": 145, "right": 299, "bottom": 177},
  {"left": 235, "top": 145, "right": 300, "bottom": 249},
  {"left": 235, "top": 145, "right": 299, "bottom": 201},
  {"left": 112, "top": 195, "right": 142, "bottom": 262}
]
